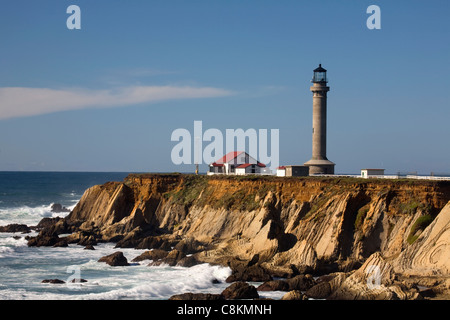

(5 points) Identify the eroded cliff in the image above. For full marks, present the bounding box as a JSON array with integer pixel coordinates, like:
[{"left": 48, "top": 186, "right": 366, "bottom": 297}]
[{"left": 29, "top": 173, "right": 450, "bottom": 299}]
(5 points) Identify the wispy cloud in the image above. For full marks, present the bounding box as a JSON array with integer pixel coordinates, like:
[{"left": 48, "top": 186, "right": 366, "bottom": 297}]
[{"left": 0, "top": 85, "right": 233, "bottom": 120}]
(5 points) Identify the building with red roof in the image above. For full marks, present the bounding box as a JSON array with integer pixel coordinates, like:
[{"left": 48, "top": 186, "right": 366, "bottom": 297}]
[{"left": 208, "top": 151, "right": 270, "bottom": 175}]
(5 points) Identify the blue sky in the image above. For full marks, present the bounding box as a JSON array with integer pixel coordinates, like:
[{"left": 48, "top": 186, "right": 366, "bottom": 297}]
[{"left": 0, "top": 0, "right": 449, "bottom": 174}]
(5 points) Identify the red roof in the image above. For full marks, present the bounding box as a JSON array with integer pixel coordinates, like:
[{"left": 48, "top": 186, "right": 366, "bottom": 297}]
[
  {"left": 214, "top": 151, "right": 244, "bottom": 164},
  {"left": 236, "top": 162, "right": 266, "bottom": 169},
  {"left": 277, "top": 166, "right": 286, "bottom": 170},
  {"left": 236, "top": 163, "right": 252, "bottom": 169},
  {"left": 211, "top": 163, "right": 224, "bottom": 167},
  {"left": 210, "top": 151, "right": 266, "bottom": 168}
]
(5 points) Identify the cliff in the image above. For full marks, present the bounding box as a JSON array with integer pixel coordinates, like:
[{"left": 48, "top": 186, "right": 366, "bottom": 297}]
[{"left": 29, "top": 173, "right": 450, "bottom": 299}]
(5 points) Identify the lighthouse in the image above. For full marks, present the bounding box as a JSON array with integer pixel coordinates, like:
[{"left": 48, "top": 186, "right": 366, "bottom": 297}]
[{"left": 304, "top": 64, "right": 335, "bottom": 174}]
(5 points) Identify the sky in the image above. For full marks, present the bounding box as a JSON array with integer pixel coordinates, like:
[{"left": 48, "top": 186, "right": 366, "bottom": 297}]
[{"left": 0, "top": 0, "right": 449, "bottom": 174}]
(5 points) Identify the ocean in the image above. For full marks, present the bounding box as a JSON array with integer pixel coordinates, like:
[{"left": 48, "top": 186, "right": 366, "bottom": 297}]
[{"left": 0, "top": 172, "right": 282, "bottom": 300}]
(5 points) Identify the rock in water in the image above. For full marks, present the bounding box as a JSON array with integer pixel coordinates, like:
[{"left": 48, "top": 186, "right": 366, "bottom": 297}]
[
  {"left": 285, "top": 274, "right": 317, "bottom": 291},
  {"left": 305, "top": 281, "right": 332, "bottom": 299},
  {"left": 281, "top": 290, "right": 307, "bottom": 300},
  {"left": 51, "top": 203, "right": 70, "bottom": 213},
  {"left": 70, "top": 279, "right": 88, "bottom": 283},
  {"left": 35, "top": 217, "right": 63, "bottom": 230},
  {"left": 131, "top": 249, "right": 168, "bottom": 262},
  {"left": 148, "top": 249, "right": 186, "bottom": 266},
  {"left": 98, "top": 252, "right": 129, "bottom": 266},
  {"left": 0, "top": 224, "right": 31, "bottom": 233},
  {"left": 225, "top": 262, "right": 272, "bottom": 283},
  {"left": 42, "top": 279, "right": 65, "bottom": 284},
  {"left": 169, "top": 293, "right": 224, "bottom": 300},
  {"left": 27, "top": 233, "right": 61, "bottom": 247},
  {"left": 221, "top": 282, "right": 259, "bottom": 300},
  {"left": 257, "top": 280, "right": 289, "bottom": 291}
]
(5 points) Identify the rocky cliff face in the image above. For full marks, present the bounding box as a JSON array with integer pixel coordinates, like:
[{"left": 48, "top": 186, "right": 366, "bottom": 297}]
[{"left": 29, "top": 174, "right": 450, "bottom": 299}]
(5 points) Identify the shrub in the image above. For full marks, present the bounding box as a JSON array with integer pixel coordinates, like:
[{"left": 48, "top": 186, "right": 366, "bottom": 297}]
[
  {"left": 407, "top": 214, "right": 434, "bottom": 244},
  {"left": 354, "top": 206, "right": 369, "bottom": 229}
]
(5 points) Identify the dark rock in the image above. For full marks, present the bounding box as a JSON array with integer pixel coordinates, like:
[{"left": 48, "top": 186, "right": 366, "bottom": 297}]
[
  {"left": 27, "top": 233, "right": 61, "bottom": 247},
  {"left": 51, "top": 203, "right": 70, "bottom": 213},
  {"left": 285, "top": 275, "right": 317, "bottom": 291},
  {"left": 42, "top": 279, "right": 65, "bottom": 284},
  {"left": 84, "top": 245, "right": 95, "bottom": 250},
  {"left": 135, "top": 236, "right": 176, "bottom": 251},
  {"left": 114, "top": 227, "right": 147, "bottom": 248},
  {"left": 226, "top": 263, "right": 272, "bottom": 283},
  {"left": 257, "top": 280, "right": 289, "bottom": 292},
  {"left": 108, "top": 234, "right": 124, "bottom": 243},
  {"left": 53, "top": 239, "right": 68, "bottom": 247},
  {"left": 256, "top": 275, "right": 316, "bottom": 292},
  {"left": 149, "top": 249, "right": 185, "bottom": 267},
  {"left": 338, "top": 258, "right": 362, "bottom": 273},
  {"left": 33, "top": 218, "right": 72, "bottom": 237},
  {"left": 292, "top": 264, "right": 314, "bottom": 275},
  {"left": 35, "top": 217, "right": 63, "bottom": 230},
  {"left": 0, "top": 224, "right": 31, "bottom": 233},
  {"left": 305, "top": 281, "right": 332, "bottom": 299},
  {"left": 98, "top": 251, "right": 130, "bottom": 266},
  {"left": 131, "top": 249, "right": 168, "bottom": 262},
  {"left": 221, "top": 282, "right": 259, "bottom": 300},
  {"left": 281, "top": 290, "right": 308, "bottom": 300},
  {"left": 247, "top": 254, "right": 260, "bottom": 267},
  {"left": 77, "top": 234, "right": 97, "bottom": 246},
  {"left": 315, "top": 274, "right": 337, "bottom": 283},
  {"left": 174, "top": 238, "right": 204, "bottom": 254},
  {"left": 176, "top": 255, "right": 200, "bottom": 267},
  {"left": 263, "top": 264, "right": 300, "bottom": 279},
  {"left": 169, "top": 293, "right": 224, "bottom": 300},
  {"left": 70, "top": 278, "right": 88, "bottom": 283},
  {"left": 418, "top": 287, "right": 435, "bottom": 298}
]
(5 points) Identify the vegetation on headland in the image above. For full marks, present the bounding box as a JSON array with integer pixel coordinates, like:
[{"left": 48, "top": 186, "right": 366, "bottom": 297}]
[
  {"left": 407, "top": 214, "right": 435, "bottom": 244},
  {"left": 126, "top": 172, "right": 449, "bottom": 187},
  {"left": 126, "top": 173, "right": 449, "bottom": 224},
  {"left": 354, "top": 206, "right": 370, "bottom": 230}
]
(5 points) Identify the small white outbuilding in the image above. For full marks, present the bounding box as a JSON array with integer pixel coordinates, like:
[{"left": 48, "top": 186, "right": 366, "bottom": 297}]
[{"left": 361, "top": 169, "right": 385, "bottom": 178}]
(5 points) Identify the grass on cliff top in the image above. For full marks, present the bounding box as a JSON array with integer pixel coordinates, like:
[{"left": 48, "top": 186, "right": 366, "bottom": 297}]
[
  {"left": 162, "top": 174, "right": 277, "bottom": 211},
  {"left": 163, "top": 175, "right": 209, "bottom": 207},
  {"left": 126, "top": 173, "right": 447, "bottom": 188}
]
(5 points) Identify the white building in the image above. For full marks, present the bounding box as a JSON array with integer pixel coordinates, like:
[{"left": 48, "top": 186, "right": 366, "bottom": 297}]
[
  {"left": 276, "top": 165, "right": 309, "bottom": 177},
  {"left": 208, "top": 151, "right": 268, "bottom": 175},
  {"left": 276, "top": 166, "right": 286, "bottom": 177},
  {"left": 361, "top": 169, "right": 385, "bottom": 178}
]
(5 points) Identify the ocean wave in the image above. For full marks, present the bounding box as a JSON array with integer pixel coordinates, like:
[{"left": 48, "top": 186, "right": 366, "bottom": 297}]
[
  {"left": 0, "top": 233, "right": 29, "bottom": 258},
  {"left": 0, "top": 236, "right": 28, "bottom": 248},
  {"left": 0, "top": 203, "right": 76, "bottom": 226},
  {"left": 0, "top": 240, "right": 237, "bottom": 300},
  {"left": 80, "top": 263, "right": 232, "bottom": 300},
  {"left": 0, "top": 246, "right": 14, "bottom": 258}
]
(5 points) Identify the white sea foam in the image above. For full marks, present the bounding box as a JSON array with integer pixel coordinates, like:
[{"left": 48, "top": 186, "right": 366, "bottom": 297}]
[
  {"left": 0, "top": 239, "right": 287, "bottom": 300},
  {"left": 0, "top": 246, "right": 14, "bottom": 258},
  {"left": 0, "top": 203, "right": 75, "bottom": 226},
  {"left": 79, "top": 263, "right": 232, "bottom": 300},
  {"left": 0, "top": 235, "right": 28, "bottom": 248},
  {"left": 0, "top": 238, "right": 235, "bottom": 300}
]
